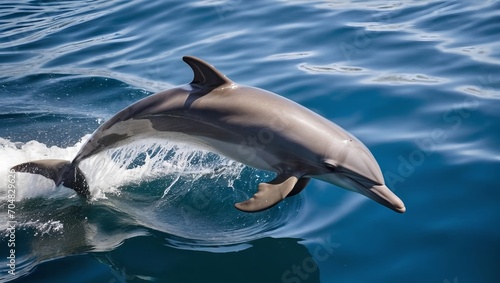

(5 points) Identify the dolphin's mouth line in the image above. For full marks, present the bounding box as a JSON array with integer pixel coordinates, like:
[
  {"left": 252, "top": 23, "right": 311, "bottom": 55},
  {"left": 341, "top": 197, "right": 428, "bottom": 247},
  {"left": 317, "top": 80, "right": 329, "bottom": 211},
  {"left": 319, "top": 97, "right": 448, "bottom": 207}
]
[{"left": 346, "top": 176, "right": 406, "bottom": 213}]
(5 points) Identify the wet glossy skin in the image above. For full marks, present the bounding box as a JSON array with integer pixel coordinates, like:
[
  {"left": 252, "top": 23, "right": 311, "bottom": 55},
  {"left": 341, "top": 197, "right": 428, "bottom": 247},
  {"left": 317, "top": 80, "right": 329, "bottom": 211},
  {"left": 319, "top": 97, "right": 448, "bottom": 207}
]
[
  {"left": 12, "top": 56, "right": 405, "bottom": 213},
  {"left": 70, "top": 56, "right": 405, "bottom": 212}
]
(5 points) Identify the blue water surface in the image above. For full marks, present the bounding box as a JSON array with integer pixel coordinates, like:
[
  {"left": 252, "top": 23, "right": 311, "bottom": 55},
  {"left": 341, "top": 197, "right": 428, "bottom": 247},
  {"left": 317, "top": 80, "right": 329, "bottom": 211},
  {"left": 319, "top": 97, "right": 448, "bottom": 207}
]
[{"left": 0, "top": 1, "right": 499, "bottom": 282}]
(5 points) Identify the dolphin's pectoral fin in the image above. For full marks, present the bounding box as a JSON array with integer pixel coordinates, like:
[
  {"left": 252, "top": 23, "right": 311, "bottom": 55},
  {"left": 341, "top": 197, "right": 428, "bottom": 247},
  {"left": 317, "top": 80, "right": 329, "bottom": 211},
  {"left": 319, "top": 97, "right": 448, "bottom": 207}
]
[
  {"left": 286, "top": 177, "right": 310, "bottom": 198},
  {"left": 234, "top": 175, "right": 299, "bottom": 212}
]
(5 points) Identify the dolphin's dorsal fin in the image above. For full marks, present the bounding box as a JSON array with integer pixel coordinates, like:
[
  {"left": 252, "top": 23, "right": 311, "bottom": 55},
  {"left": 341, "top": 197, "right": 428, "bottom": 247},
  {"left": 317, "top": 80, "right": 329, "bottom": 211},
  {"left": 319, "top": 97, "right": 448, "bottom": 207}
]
[{"left": 183, "top": 56, "right": 232, "bottom": 88}]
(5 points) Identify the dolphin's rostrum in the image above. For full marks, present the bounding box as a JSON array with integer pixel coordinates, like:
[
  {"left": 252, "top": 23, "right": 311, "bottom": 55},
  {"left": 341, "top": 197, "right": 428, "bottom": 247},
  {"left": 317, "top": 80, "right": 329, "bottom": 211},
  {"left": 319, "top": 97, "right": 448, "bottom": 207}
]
[{"left": 12, "top": 56, "right": 405, "bottom": 213}]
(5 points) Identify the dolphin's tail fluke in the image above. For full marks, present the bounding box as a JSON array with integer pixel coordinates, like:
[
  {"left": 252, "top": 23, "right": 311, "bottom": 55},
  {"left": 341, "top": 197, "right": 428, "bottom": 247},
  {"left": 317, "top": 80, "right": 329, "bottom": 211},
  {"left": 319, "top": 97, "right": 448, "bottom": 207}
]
[{"left": 11, "top": 159, "right": 91, "bottom": 199}]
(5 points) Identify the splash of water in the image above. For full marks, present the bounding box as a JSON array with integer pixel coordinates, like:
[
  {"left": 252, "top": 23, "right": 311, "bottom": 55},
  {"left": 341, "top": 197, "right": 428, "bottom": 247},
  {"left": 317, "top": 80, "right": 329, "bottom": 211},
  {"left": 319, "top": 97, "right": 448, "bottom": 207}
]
[{"left": 0, "top": 135, "right": 301, "bottom": 248}]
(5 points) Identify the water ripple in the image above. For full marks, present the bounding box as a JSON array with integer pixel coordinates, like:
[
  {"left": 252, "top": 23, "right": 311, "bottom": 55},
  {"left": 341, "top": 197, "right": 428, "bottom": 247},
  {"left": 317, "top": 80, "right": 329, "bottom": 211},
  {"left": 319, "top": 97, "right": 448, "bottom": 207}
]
[
  {"left": 367, "top": 73, "right": 446, "bottom": 85},
  {"left": 298, "top": 63, "right": 367, "bottom": 74},
  {"left": 266, "top": 51, "right": 315, "bottom": 61},
  {"left": 1, "top": 0, "right": 499, "bottom": 281}
]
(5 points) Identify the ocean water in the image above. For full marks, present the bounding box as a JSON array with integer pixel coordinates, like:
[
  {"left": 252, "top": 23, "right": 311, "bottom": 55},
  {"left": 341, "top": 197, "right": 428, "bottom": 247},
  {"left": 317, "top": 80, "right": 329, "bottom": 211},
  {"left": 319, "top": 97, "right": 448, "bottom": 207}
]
[{"left": 0, "top": 0, "right": 499, "bottom": 282}]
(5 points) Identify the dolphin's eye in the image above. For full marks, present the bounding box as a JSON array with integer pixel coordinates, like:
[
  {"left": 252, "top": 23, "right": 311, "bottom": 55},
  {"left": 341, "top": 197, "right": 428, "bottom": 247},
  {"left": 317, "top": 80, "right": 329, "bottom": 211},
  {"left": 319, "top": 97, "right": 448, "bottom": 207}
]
[
  {"left": 323, "top": 159, "right": 337, "bottom": 171},
  {"left": 325, "top": 163, "right": 336, "bottom": 170}
]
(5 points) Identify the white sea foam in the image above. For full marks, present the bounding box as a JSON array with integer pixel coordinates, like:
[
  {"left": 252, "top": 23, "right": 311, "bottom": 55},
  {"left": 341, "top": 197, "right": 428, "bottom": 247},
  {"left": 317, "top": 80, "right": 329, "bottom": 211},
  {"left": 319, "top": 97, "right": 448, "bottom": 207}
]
[
  {"left": 0, "top": 136, "right": 89, "bottom": 200},
  {"left": 0, "top": 134, "right": 252, "bottom": 238},
  {"left": 0, "top": 134, "right": 246, "bottom": 201}
]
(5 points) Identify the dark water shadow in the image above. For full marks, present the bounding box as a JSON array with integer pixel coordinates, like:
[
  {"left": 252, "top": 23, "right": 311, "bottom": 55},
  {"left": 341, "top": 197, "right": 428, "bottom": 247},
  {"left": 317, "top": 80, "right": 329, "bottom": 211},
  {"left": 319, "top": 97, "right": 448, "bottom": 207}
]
[
  {"left": 104, "top": 235, "right": 321, "bottom": 283},
  {"left": 10, "top": 235, "right": 320, "bottom": 283}
]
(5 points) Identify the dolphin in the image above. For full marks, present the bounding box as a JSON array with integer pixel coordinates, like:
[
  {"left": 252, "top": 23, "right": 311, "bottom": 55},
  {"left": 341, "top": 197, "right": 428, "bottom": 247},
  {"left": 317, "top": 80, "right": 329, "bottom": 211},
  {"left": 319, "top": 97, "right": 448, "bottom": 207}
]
[{"left": 11, "top": 56, "right": 405, "bottom": 213}]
